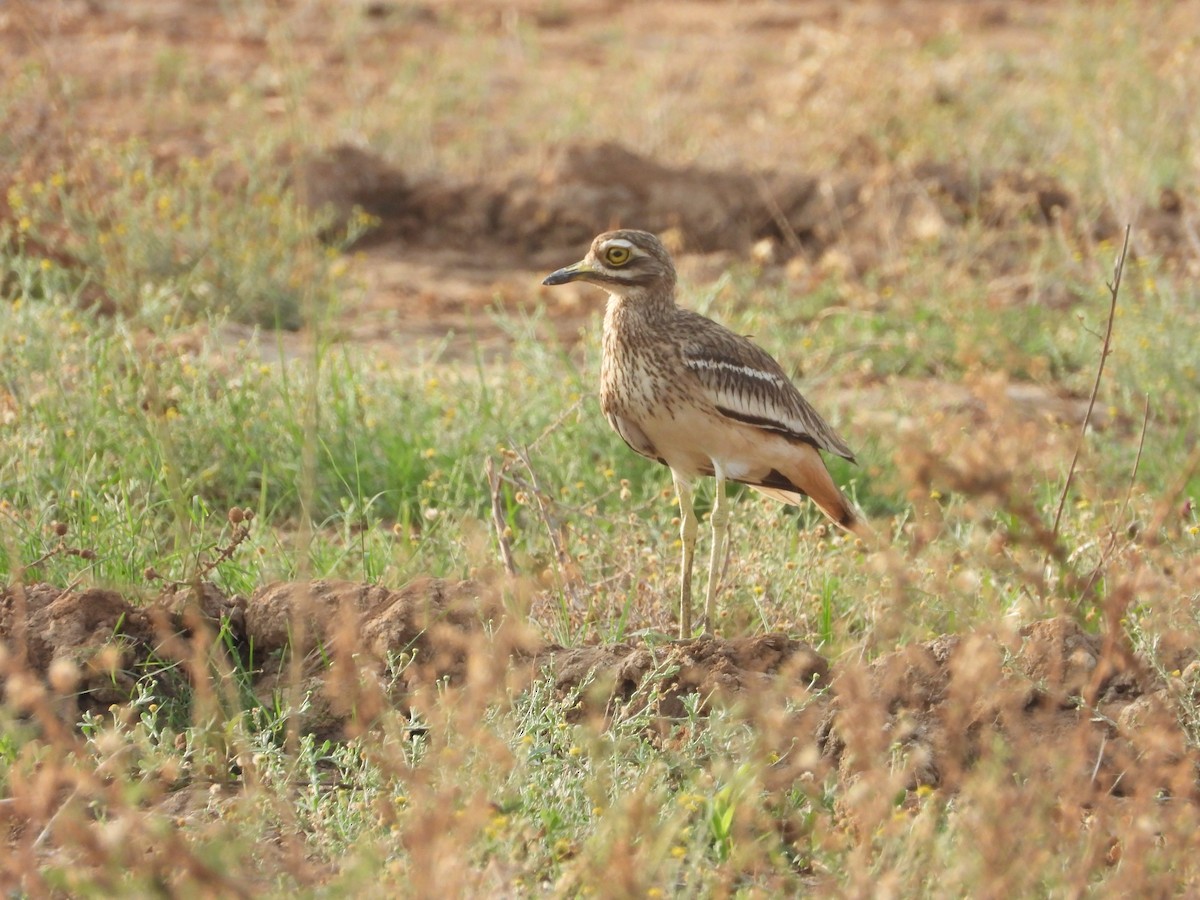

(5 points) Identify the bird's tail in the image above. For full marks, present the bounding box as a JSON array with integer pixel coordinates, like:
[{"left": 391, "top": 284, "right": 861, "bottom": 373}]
[
  {"left": 803, "top": 470, "right": 860, "bottom": 534},
  {"left": 749, "top": 442, "right": 868, "bottom": 537}
]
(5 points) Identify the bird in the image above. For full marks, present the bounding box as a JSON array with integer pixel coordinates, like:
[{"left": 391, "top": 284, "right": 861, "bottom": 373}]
[{"left": 543, "top": 229, "right": 860, "bottom": 639}]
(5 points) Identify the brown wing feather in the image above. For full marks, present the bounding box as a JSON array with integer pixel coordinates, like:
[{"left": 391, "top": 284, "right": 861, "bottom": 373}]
[{"left": 676, "top": 311, "right": 856, "bottom": 462}]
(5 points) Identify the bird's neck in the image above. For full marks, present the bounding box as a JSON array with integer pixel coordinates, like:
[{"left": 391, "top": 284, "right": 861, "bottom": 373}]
[{"left": 603, "top": 287, "right": 676, "bottom": 332}]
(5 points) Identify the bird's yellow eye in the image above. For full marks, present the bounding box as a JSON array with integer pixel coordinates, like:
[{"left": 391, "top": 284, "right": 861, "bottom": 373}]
[{"left": 604, "top": 246, "right": 631, "bottom": 266}]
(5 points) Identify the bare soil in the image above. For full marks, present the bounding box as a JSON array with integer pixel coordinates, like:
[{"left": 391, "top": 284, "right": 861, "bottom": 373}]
[{"left": 3, "top": 580, "right": 1197, "bottom": 810}]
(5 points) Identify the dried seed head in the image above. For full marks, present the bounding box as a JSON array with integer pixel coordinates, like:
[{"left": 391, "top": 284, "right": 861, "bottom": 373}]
[
  {"left": 52, "top": 520, "right": 68, "bottom": 537},
  {"left": 5, "top": 672, "right": 44, "bottom": 710},
  {"left": 94, "top": 645, "right": 122, "bottom": 672},
  {"left": 48, "top": 657, "right": 80, "bottom": 693},
  {"left": 228, "top": 507, "right": 245, "bottom": 524}
]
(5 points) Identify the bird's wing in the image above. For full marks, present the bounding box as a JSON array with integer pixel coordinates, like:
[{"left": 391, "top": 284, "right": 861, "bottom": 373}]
[{"left": 677, "top": 313, "right": 856, "bottom": 462}]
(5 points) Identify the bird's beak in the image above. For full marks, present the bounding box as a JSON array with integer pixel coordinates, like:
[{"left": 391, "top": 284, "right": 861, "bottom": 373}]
[{"left": 542, "top": 259, "right": 594, "bottom": 286}]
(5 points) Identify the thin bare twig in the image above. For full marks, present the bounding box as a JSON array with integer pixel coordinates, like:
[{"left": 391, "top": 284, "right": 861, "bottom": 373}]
[
  {"left": 145, "top": 514, "right": 253, "bottom": 590},
  {"left": 1089, "top": 734, "right": 1107, "bottom": 785},
  {"left": 752, "top": 174, "right": 806, "bottom": 257},
  {"left": 511, "top": 446, "right": 583, "bottom": 609},
  {"left": 485, "top": 456, "right": 518, "bottom": 577},
  {"left": 25, "top": 543, "right": 97, "bottom": 571},
  {"left": 1050, "top": 225, "right": 1131, "bottom": 546},
  {"left": 32, "top": 785, "right": 81, "bottom": 850},
  {"left": 1078, "top": 394, "right": 1151, "bottom": 602},
  {"left": 1121, "top": 394, "right": 1152, "bottom": 520},
  {"left": 525, "top": 396, "right": 586, "bottom": 452},
  {"left": 194, "top": 524, "right": 252, "bottom": 578}
]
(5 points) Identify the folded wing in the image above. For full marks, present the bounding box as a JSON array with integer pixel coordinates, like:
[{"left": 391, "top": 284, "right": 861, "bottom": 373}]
[{"left": 677, "top": 311, "right": 856, "bottom": 462}]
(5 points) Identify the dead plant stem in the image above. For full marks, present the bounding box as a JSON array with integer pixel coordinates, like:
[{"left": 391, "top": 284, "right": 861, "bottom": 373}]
[{"left": 1049, "top": 225, "right": 1131, "bottom": 551}]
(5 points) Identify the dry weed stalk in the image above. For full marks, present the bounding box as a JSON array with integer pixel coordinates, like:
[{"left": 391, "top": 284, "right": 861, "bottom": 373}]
[
  {"left": 1078, "top": 395, "right": 1151, "bottom": 600},
  {"left": 487, "top": 447, "right": 586, "bottom": 619},
  {"left": 143, "top": 507, "right": 256, "bottom": 591},
  {"left": 23, "top": 520, "right": 97, "bottom": 572},
  {"left": 1049, "top": 224, "right": 1130, "bottom": 544},
  {"left": 486, "top": 400, "right": 602, "bottom": 624},
  {"left": 485, "top": 456, "right": 517, "bottom": 577}
]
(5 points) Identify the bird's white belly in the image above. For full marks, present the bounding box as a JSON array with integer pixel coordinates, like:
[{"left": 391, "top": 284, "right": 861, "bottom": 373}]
[{"left": 636, "top": 405, "right": 762, "bottom": 481}]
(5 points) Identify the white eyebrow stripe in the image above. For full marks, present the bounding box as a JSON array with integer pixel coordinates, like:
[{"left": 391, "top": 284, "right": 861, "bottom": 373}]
[{"left": 683, "top": 356, "right": 786, "bottom": 385}]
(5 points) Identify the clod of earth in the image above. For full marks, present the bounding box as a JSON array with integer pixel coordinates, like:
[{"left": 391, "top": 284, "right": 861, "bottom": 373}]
[{"left": 1, "top": 579, "right": 1197, "bottom": 803}]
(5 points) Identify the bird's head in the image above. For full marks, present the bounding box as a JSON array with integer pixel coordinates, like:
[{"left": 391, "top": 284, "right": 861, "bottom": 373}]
[{"left": 542, "top": 230, "right": 676, "bottom": 301}]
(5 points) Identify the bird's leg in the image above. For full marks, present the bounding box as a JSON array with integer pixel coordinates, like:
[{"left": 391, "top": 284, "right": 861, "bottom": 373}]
[
  {"left": 703, "top": 464, "right": 730, "bottom": 634},
  {"left": 672, "top": 470, "right": 698, "bottom": 640}
]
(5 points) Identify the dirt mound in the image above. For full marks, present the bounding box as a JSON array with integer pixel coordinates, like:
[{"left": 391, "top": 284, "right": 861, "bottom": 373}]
[
  {"left": 545, "top": 632, "right": 829, "bottom": 722},
  {"left": 2, "top": 580, "right": 1196, "bottom": 801},
  {"left": 240, "top": 578, "right": 520, "bottom": 736},
  {"left": 0, "top": 583, "right": 157, "bottom": 707},
  {"left": 246, "top": 577, "right": 484, "bottom": 657},
  {"left": 297, "top": 141, "right": 1192, "bottom": 273},
  {"left": 823, "top": 620, "right": 1193, "bottom": 802},
  {"left": 293, "top": 140, "right": 944, "bottom": 266}
]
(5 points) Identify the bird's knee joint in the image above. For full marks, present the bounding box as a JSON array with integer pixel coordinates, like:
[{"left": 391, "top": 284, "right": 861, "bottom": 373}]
[{"left": 681, "top": 515, "right": 698, "bottom": 540}]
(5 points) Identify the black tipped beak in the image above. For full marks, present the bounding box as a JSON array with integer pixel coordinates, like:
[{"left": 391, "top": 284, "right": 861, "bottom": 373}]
[{"left": 542, "top": 260, "right": 593, "bottom": 286}]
